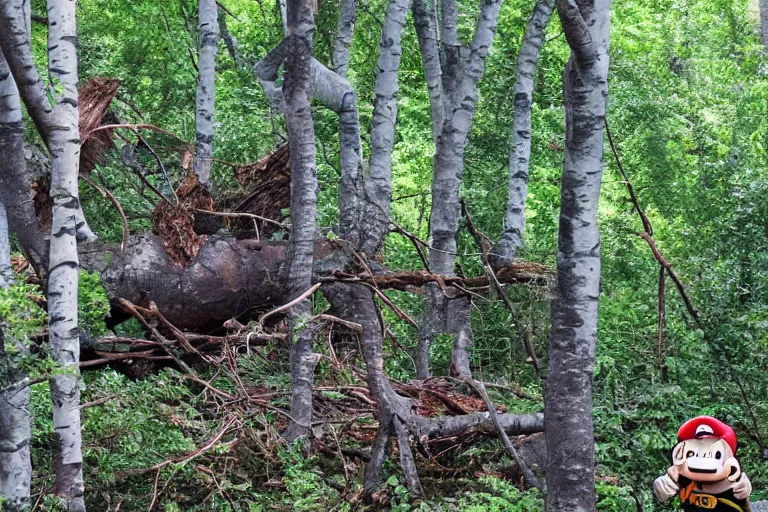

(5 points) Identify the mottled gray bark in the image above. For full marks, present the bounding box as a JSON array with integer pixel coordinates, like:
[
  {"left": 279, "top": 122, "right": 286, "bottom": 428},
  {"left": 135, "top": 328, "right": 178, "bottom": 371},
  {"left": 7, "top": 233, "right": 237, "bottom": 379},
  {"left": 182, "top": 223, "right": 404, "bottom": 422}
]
[
  {"left": 0, "top": 52, "right": 47, "bottom": 276},
  {"left": 332, "top": 0, "right": 356, "bottom": 77},
  {"left": 47, "top": 1, "right": 86, "bottom": 508},
  {"left": 254, "top": 48, "right": 364, "bottom": 244},
  {"left": 194, "top": 0, "right": 219, "bottom": 188},
  {"left": 0, "top": 52, "right": 30, "bottom": 509},
  {"left": 545, "top": 1, "right": 610, "bottom": 511},
  {"left": 0, "top": 2, "right": 95, "bottom": 246},
  {"left": 760, "top": 0, "right": 768, "bottom": 48},
  {"left": 281, "top": 0, "right": 319, "bottom": 443},
  {"left": 416, "top": 411, "right": 544, "bottom": 439},
  {"left": 491, "top": 0, "right": 555, "bottom": 267},
  {"left": 359, "top": 0, "right": 411, "bottom": 256},
  {"left": 419, "top": 0, "right": 503, "bottom": 379},
  {"left": 412, "top": 0, "right": 444, "bottom": 143}
]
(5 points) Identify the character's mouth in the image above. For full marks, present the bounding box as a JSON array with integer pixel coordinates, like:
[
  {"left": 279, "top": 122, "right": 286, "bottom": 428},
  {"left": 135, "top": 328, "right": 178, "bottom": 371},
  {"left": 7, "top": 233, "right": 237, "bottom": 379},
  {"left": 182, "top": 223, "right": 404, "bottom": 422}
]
[{"left": 689, "top": 468, "right": 717, "bottom": 474}]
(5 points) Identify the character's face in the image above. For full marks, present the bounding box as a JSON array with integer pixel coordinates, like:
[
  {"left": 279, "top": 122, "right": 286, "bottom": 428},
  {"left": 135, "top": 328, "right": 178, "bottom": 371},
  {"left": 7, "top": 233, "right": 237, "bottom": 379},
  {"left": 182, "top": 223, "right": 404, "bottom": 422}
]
[{"left": 672, "top": 438, "right": 741, "bottom": 483}]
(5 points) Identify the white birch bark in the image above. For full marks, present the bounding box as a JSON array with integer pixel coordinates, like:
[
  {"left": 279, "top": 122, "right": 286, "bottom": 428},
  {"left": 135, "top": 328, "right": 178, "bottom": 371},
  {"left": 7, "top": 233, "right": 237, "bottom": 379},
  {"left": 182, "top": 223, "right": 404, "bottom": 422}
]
[
  {"left": 0, "top": 2, "right": 95, "bottom": 245},
  {"left": 545, "top": 1, "right": 610, "bottom": 510},
  {"left": 0, "top": 52, "right": 31, "bottom": 512},
  {"left": 359, "top": 0, "right": 412, "bottom": 256},
  {"left": 492, "top": 0, "right": 555, "bottom": 267},
  {"left": 194, "top": 0, "right": 219, "bottom": 188},
  {"left": 46, "top": 0, "right": 86, "bottom": 508}
]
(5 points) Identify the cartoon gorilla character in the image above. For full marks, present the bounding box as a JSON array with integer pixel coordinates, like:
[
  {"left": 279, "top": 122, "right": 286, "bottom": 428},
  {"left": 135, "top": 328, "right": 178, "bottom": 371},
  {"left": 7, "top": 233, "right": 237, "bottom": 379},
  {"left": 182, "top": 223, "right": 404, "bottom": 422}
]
[{"left": 653, "top": 416, "right": 752, "bottom": 511}]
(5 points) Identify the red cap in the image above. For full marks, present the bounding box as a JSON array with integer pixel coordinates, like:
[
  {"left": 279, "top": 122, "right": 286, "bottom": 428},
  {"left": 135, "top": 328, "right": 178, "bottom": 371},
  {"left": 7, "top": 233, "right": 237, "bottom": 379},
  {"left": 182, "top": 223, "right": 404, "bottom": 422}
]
[{"left": 677, "top": 416, "right": 737, "bottom": 453}]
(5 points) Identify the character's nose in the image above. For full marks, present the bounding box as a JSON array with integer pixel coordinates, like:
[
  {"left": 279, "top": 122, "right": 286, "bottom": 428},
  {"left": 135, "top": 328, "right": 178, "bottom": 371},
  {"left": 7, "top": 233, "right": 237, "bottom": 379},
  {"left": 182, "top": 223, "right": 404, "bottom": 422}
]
[{"left": 687, "top": 457, "right": 721, "bottom": 474}]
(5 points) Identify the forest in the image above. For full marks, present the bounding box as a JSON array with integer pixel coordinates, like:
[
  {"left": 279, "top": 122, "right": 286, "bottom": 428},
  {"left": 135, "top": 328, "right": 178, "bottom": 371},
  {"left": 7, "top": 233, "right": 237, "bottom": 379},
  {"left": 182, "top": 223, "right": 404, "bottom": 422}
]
[{"left": 1, "top": 0, "right": 768, "bottom": 510}]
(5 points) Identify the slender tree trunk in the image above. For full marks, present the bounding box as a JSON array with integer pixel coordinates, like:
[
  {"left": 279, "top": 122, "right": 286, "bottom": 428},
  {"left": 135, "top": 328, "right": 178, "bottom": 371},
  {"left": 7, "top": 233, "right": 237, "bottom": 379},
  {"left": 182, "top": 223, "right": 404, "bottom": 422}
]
[
  {"left": 545, "top": 1, "right": 610, "bottom": 510},
  {"left": 282, "top": 0, "right": 319, "bottom": 442},
  {"left": 760, "top": 0, "right": 768, "bottom": 48},
  {"left": 194, "top": 0, "right": 219, "bottom": 188},
  {"left": 0, "top": 2, "right": 95, "bottom": 248},
  {"left": 0, "top": 53, "right": 31, "bottom": 511},
  {"left": 419, "top": 0, "right": 503, "bottom": 379},
  {"left": 413, "top": 0, "right": 444, "bottom": 145},
  {"left": 45, "top": 1, "right": 86, "bottom": 508},
  {"left": 0, "top": 201, "right": 11, "bottom": 288},
  {"left": 332, "top": 0, "right": 356, "bottom": 77},
  {"left": 492, "top": 0, "right": 555, "bottom": 267},
  {"left": 359, "top": 0, "right": 411, "bottom": 256}
]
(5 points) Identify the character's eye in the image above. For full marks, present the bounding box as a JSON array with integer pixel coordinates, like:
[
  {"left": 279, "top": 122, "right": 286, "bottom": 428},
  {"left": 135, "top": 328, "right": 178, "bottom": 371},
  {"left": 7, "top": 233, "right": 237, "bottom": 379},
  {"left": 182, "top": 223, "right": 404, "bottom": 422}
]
[
  {"left": 715, "top": 451, "right": 722, "bottom": 460},
  {"left": 686, "top": 451, "right": 695, "bottom": 458}
]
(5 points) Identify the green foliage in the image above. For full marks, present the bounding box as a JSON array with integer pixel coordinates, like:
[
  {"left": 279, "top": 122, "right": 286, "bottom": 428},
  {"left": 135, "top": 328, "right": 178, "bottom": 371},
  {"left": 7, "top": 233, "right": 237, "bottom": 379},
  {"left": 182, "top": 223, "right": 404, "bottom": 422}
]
[{"left": 78, "top": 271, "right": 111, "bottom": 337}]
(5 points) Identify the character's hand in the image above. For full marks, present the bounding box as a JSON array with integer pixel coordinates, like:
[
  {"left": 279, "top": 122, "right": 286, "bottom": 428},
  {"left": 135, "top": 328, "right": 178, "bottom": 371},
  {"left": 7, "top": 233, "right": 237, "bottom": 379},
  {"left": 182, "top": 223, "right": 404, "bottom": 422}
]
[
  {"left": 666, "top": 464, "right": 681, "bottom": 482},
  {"left": 733, "top": 472, "right": 752, "bottom": 500},
  {"left": 653, "top": 474, "right": 679, "bottom": 502}
]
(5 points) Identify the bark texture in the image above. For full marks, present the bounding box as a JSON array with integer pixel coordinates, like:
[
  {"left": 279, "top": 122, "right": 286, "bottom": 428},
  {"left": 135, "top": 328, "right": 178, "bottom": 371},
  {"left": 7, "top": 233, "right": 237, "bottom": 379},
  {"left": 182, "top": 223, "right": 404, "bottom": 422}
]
[
  {"left": 45, "top": 1, "right": 86, "bottom": 508},
  {"left": 282, "top": 0, "right": 319, "bottom": 442},
  {"left": 332, "top": 0, "right": 356, "bottom": 77},
  {"left": 0, "top": 201, "right": 10, "bottom": 288},
  {"left": 760, "top": 0, "right": 768, "bottom": 48},
  {"left": 492, "top": 0, "right": 555, "bottom": 267},
  {"left": 545, "top": 1, "right": 610, "bottom": 510},
  {"left": 413, "top": 0, "right": 444, "bottom": 144},
  {"left": 359, "top": 0, "right": 411, "bottom": 256},
  {"left": 194, "top": 0, "right": 219, "bottom": 188},
  {"left": 0, "top": 53, "right": 31, "bottom": 510},
  {"left": 0, "top": 2, "right": 95, "bottom": 247},
  {"left": 419, "top": 0, "right": 504, "bottom": 379}
]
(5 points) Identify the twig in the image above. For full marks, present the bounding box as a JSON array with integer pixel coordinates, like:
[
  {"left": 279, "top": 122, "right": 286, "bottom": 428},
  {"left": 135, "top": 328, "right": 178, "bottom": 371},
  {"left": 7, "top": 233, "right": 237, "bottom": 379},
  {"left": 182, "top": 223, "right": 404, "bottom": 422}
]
[
  {"left": 194, "top": 208, "right": 287, "bottom": 229},
  {"left": 605, "top": 119, "right": 653, "bottom": 235},
  {"left": 83, "top": 123, "right": 180, "bottom": 140},
  {"left": 389, "top": 221, "right": 430, "bottom": 271},
  {"left": 257, "top": 283, "right": 322, "bottom": 331},
  {"left": 80, "top": 173, "right": 129, "bottom": 250},
  {"left": 118, "top": 416, "right": 238, "bottom": 478},
  {"left": 361, "top": 282, "right": 418, "bottom": 328},
  {"left": 461, "top": 200, "right": 541, "bottom": 377},
  {"left": 78, "top": 394, "right": 119, "bottom": 410},
  {"left": 461, "top": 378, "right": 542, "bottom": 490}
]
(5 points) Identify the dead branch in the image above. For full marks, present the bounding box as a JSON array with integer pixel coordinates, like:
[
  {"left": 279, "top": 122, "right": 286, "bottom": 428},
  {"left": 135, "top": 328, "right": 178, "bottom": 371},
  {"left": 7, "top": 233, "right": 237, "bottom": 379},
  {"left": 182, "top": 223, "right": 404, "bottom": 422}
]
[
  {"left": 461, "top": 378, "right": 542, "bottom": 489},
  {"left": 80, "top": 173, "right": 129, "bottom": 250}
]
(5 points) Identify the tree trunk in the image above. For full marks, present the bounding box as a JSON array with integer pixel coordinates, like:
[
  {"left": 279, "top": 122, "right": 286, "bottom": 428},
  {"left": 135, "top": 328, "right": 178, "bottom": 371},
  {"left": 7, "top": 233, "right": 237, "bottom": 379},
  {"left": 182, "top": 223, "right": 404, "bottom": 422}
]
[
  {"left": 0, "top": 50, "right": 31, "bottom": 512},
  {"left": 194, "top": 0, "right": 219, "bottom": 188},
  {"left": 359, "top": 0, "right": 411, "bottom": 257},
  {"left": 760, "top": 0, "right": 768, "bottom": 48},
  {"left": 412, "top": 0, "right": 444, "bottom": 143},
  {"left": 492, "top": 0, "right": 555, "bottom": 268},
  {"left": 419, "top": 0, "right": 504, "bottom": 379},
  {"left": 332, "top": 0, "right": 356, "bottom": 77},
  {"left": 0, "top": 2, "right": 95, "bottom": 249},
  {"left": 282, "top": 0, "right": 320, "bottom": 443},
  {"left": 545, "top": 1, "right": 610, "bottom": 510},
  {"left": 45, "top": 1, "right": 86, "bottom": 508}
]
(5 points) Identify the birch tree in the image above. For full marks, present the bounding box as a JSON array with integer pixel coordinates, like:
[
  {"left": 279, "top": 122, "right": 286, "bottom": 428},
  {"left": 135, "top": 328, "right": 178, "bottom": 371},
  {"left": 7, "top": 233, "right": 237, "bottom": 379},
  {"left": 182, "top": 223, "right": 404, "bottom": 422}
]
[
  {"left": 760, "top": 0, "right": 768, "bottom": 48},
  {"left": 545, "top": 0, "right": 611, "bottom": 510},
  {"left": 492, "top": 0, "right": 555, "bottom": 267},
  {"left": 0, "top": 0, "right": 87, "bottom": 508},
  {"left": 194, "top": 0, "right": 219, "bottom": 188},
  {"left": 0, "top": 50, "right": 32, "bottom": 512},
  {"left": 417, "top": 0, "right": 504, "bottom": 379}
]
